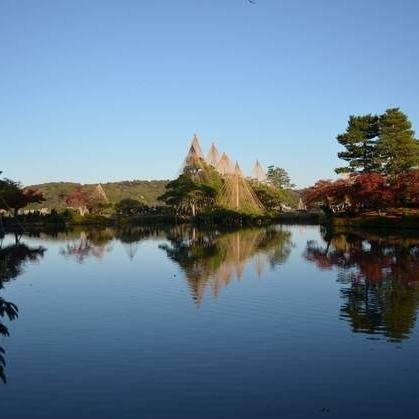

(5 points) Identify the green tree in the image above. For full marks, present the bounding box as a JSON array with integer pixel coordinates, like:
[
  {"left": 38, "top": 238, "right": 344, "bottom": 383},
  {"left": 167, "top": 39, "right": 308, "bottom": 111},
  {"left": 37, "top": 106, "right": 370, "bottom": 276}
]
[
  {"left": 89, "top": 201, "right": 112, "bottom": 216},
  {"left": 159, "top": 162, "right": 223, "bottom": 216},
  {"left": 266, "top": 166, "right": 295, "bottom": 189},
  {"left": 376, "top": 108, "right": 419, "bottom": 176},
  {"left": 159, "top": 174, "right": 217, "bottom": 216},
  {"left": 114, "top": 198, "right": 147, "bottom": 216},
  {"left": 335, "top": 114, "right": 380, "bottom": 174},
  {"left": 252, "top": 182, "right": 283, "bottom": 211}
]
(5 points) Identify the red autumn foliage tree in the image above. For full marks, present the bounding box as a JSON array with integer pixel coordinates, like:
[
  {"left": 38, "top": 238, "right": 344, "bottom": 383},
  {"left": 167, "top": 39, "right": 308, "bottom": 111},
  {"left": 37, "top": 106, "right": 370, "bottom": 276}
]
[
  {"left": 302, "top": 180, "right": 337, "bottom": 212},
  {"left": 303, "top": 178, "right": 352, "bottom": 213},
  {"left": 391, "top": 170, "right": 419, "bottom": 208},
  {"left": 65, "top": 186, "right": 91, "bottom": 216},
  {"left": 350, "top": 172, "right": 394, "bottom": 213},
  {"left": 0, "top": 179, "right": 45, "bottom": 216},
  {"left": 303, "top": 172, "right": 396, "bottom": 214}
]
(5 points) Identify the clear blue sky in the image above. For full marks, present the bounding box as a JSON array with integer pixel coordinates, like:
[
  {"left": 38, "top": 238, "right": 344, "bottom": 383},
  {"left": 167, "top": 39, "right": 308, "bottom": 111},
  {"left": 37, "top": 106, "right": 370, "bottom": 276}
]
[{"left": 1, "top": 0, "right": 418, "bottom": 188}]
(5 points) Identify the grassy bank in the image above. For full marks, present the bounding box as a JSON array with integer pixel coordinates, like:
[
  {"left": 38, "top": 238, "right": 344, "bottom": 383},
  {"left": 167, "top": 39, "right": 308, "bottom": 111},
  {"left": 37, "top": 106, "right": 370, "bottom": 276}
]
[
  {"left": 1, "top": 210, "right": 324, "bottom": 233},
  {"left": 193, "top": 209, "right": 323, "bottom": 227},
  {"left": 1, "top": 213, "right": 182, "bottom": 232},
  {"left": 326, "top": 214, "right": 419, "bottom": 230}
]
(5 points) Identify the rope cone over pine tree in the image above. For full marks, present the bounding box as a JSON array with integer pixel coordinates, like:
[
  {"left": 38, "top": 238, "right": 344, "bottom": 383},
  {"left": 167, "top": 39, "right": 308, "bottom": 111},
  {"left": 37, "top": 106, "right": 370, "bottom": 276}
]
[{"left": 216, "top": 161, "right": 264, "bottom": 213}]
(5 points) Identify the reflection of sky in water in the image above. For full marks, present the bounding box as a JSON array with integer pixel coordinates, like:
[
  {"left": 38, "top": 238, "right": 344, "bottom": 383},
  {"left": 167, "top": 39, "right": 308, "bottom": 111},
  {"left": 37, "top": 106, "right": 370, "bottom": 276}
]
[{"left": 1, "top": 225, "right": 419, "bottom": 419}]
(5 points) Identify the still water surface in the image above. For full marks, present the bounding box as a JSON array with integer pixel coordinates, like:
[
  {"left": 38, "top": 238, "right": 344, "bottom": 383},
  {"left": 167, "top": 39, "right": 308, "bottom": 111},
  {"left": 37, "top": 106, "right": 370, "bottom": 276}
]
[{"left": 1, "top": 225, "right": 419, "bottom": 418}]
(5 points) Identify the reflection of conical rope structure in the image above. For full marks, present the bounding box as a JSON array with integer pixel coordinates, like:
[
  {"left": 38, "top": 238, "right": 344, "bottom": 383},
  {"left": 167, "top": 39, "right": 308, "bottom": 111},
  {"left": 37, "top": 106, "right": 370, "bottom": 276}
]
[
  {"left": 252, "top": 160, "right": 267, "bottom": 183},
  {"left": 206, "top": 142, "right": 220, "bottom": 167},
  {"left": 93, "top": 184, "right": 109, "bottom": 203},
  {"left": 185, "top": 262, "right": 211, "bottom": 306},
  {"left": 123, "top": 242, "right": 139, "bottom": 261},
  {"left": 59, "top": 231, "right": 113, "bottom": 262},
  {"left": 161, "top": 226, "right": 294, "bottom": 304},
  {"left": 255, "top": 254, "right": 267, "bottom": 278},
  {"left": 80, "top": 232, "right": 88, "bottom": 250},
  {"left": 217, "top": 162, "right": 264, "bottom": 213},
  {"left": 234, "top": 231, "right": 245, "bottom": 279},
  {"left": 210, "top": 230, "right": 266, "bottom": 297}
]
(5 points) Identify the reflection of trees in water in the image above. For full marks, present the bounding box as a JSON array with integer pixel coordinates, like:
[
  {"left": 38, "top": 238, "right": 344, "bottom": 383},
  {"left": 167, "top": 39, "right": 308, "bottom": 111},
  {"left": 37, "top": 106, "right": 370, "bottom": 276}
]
[
  {"left": 0, "top": 298, "right": 18, "bottom": 383},
  {"left": 304, "top": 228, "right": 419, "bottom": 341},
  {"left": 57, "top": 226, "right": 167, "bottom": 262},
  {"left": 114, "top": 226, "right": 167, "bottom": 260},
  {"left": 59, "top": 229, "right": 114, "bottom": 263},
  {"left": 0, "top": 241, "right": 46, "bottom": 285},
  {"left": 160, "top": 226, "right": 294, "bottom": 304},
  {"left": 0, "top": 237, "right": 46, "bottom": 383}
]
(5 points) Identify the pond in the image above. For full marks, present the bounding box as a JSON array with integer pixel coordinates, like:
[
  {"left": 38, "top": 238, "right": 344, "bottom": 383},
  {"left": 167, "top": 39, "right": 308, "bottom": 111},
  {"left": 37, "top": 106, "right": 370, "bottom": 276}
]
[{"left": 1, "top": 224, "right": 419, "bottom": 418}]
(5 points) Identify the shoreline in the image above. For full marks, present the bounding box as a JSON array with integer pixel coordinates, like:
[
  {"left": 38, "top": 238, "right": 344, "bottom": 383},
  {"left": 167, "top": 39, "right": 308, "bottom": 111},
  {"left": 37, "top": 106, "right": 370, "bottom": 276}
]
[
  {"left": 1, "top": 212, "right": 419, "bottom": 234},
  {"left": 327, "top": 214, "right": 419, "bottom": 230}
]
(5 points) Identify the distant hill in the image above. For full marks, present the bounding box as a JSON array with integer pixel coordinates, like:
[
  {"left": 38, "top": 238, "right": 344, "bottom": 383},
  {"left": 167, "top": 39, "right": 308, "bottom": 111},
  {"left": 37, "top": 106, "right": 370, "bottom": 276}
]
[{"left": 27, "top": 180, "right": 169, "bottom": 209}]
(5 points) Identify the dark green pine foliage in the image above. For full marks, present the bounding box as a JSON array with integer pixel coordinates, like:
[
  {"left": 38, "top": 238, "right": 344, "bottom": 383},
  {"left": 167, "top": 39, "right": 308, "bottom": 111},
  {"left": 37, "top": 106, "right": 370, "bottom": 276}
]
[
  {"left": 158, "top": 162, "right": 223, "bottom": 216},
  {"left": 377, "top": 108, "right": 419, "bottom": 176},
  {"left": 335, "top": 114, "right": 380, "bottom": 174}
]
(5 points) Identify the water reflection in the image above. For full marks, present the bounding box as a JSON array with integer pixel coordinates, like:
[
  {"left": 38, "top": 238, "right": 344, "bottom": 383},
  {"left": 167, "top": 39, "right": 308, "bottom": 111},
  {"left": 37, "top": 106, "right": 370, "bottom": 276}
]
[
  {"left": 59, "top": 229, "right": 114, "bottom": 262},
  {"left": 5, "top": 225, "right": 419, "bottom": 350},
  {"left": 304, "top": 228, "right": 419, "bottom": 341},
  {"left": 160, "top": 226, "right": 294, "bottom": 304},
  {"left": 114, "top": 226, "right": 166, "bottom": 260},
  {"left": 0, "top": 298, "right": 18, "bottom": 383},
  {"left": 0, "top": 236, "right": 45, "bottom": 382},
  {"left": 56, "top": 226, "right": 166, "bottom": 262}
]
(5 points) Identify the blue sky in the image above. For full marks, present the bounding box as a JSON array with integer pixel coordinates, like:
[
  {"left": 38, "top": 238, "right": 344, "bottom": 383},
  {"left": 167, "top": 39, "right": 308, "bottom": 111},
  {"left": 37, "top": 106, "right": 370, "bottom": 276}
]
[{"left": 1, "top": 0, "right": 418, "bottom": 188}]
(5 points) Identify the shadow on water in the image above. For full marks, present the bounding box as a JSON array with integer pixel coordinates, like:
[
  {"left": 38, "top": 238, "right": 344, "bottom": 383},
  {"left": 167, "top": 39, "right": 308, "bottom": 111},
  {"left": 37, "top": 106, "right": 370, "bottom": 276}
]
[
  {"left": 160, "top": 226, "right": 294, "bottom": 304},
  {"left": 304, "top": 227, "right": 419, "bottom": 342},
  {"left": 0, "top": 235, "right": 46, "bottom": 383}
]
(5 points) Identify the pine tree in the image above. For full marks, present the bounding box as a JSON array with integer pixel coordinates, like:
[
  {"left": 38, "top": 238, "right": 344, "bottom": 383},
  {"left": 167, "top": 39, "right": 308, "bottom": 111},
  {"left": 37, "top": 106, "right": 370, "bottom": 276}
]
[
  {"left": 376, "top": 108, "right": 419, "bottom": 176},
  {"left": 335, "top": 114, "right": 380, "bottom": 174},
  {"left": 266, "top": 165, "right": 295, "bottom": 189}
]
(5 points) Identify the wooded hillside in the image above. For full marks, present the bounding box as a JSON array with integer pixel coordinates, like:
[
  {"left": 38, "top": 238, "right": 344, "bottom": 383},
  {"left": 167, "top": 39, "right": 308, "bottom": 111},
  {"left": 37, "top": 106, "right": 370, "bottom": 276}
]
[{"left": 26, "top": 180, "right": 169, "bottom": 209}]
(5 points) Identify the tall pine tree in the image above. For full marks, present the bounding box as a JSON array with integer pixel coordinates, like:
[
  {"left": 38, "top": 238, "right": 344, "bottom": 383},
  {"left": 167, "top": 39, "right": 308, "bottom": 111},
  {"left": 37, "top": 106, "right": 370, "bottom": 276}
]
[
  {"left": 335, "top": 114, "right": 380, "bottom": 174},
  {"left": 376, "top": 108, "right": 419, "bottom": 176}
]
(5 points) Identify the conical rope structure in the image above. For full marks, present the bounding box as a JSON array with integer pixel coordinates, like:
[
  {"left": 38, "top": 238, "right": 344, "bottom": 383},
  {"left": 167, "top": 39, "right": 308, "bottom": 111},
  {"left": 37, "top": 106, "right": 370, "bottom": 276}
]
[
  {"left": 179, "top": 135, "right": 266, "bottom": 213},
  {"left": 181, "top": 134, "right": 208, "bottom": 181},
  {"left": 297, "top": 197, "right": 307, "bottom": 211},
  {"left": 252, "top": 160, "right": 267, "bottom": 183},
  {"left": 216, "top": 152, "right": 235, "bottom": 176},
  {"left": 92, "top": 183, "right": 109, "bottom": 203},
  {"left": 186, "top": 134, "right": 204, "bottom": 161},
  {"left": 206, "top": 142, "right": 220, "bottom": 167},
  {"left": 216, "top": 161, "right": 264, "bottom": 213},
  {"left": 234, "top": 161, "right": 244, "bottom": 177}
]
